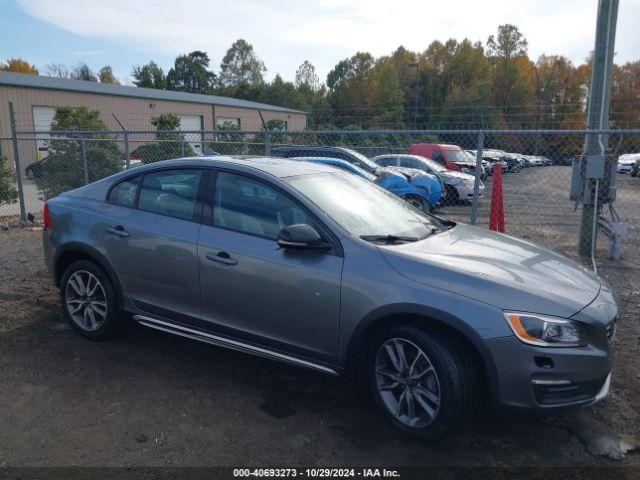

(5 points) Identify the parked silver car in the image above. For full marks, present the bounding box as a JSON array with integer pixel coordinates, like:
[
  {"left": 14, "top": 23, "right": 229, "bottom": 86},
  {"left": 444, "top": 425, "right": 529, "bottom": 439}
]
[{"left": 43, "top": 156, "right": 617, "bottom": 439}]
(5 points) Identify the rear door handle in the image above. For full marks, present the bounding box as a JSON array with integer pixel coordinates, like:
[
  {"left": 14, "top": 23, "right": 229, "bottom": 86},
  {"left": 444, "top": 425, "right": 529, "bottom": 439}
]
[
  {"left": 206, "top": 251, "right": 238, "bottom": 266},
  {"left": 107, "top": 225, "right": 129, "bottom": 238}
]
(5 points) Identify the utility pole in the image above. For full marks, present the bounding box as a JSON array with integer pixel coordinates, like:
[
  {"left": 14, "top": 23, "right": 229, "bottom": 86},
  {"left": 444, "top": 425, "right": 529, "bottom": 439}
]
[{"left": 578, "top": 0, "right": 618, "bottom": 258}]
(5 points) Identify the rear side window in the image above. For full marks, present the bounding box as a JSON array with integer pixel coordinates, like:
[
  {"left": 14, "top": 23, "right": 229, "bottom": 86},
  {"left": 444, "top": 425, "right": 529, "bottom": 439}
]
[
  {"left": 138, "top": 169, "right": 202, "bottom": 221},
  {"left": 108, "top": 177, "right": 139, "bottom": 207}
]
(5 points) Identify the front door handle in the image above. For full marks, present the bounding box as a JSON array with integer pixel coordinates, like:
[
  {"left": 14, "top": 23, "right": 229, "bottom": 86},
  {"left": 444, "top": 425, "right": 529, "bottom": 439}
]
[
  {"left": 107, "top": 225, "right": 129, "bottom": 237},
  {"left": 206, "top": 251, "right": 238, "bottom": 266}
]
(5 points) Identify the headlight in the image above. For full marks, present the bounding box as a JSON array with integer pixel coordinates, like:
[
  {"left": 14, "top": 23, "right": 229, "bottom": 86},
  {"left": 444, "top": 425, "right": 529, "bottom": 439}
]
[
  {"left": 504, "top": 312, "right": 588, "bottom": 347},
  {"left": 460, "top": 179, "right": 473, "bottom": 187}
]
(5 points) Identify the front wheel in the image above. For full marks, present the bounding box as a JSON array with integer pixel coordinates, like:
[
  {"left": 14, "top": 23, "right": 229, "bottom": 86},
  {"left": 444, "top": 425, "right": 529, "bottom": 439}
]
[
  {"left": 369, "top": 325, "right": 478, "bottom": 440},
  {"left": 60, "top": 260, "right": 124, "bottom": 340}
]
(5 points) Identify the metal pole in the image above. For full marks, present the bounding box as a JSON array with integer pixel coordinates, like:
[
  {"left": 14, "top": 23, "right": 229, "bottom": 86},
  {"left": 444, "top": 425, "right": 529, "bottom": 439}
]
[
  {"left": 578, "top": 0, "right": 618, "bottom": 257},
  {"left": 124, "top": 131, "right": 130, "bottom": 169},
  {"left": 181, "top": 140, "right": 185, "bottom": 157},
  {"left": 470, "top": 131, "right": 484, "bottom": 225},
  {"left": 81, "top": 137, "right": 89, "bottom": 185},
  {"left": 8, "top": 102, "right": 27, "bottom": 223}
]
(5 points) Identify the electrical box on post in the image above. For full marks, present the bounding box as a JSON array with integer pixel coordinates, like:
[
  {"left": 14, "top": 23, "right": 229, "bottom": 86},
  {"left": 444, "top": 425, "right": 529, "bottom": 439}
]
[{"left": 570, "top": 156, "right": 617, "bottom": 204}]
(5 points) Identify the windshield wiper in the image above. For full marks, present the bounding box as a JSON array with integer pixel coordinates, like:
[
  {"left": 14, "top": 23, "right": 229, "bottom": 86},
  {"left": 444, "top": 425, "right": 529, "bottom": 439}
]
[{"left": 360, "top": 234, "right": 421, "bottom": 244}]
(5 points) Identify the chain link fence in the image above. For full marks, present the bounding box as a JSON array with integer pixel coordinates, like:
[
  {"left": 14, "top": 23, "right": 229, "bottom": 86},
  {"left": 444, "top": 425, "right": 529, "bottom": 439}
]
[{"left": 2, "top": 128, "right": 639, "bottom": 269}]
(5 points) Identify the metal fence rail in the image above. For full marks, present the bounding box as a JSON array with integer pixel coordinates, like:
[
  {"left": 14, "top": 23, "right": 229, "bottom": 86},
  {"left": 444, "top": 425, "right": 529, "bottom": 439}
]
[{"left": 1, "top": 127, "right": 639, "bottom": 269}]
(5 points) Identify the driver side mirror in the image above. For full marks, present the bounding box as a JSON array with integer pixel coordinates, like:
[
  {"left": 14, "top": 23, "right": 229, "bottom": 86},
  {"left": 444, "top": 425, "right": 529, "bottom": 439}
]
[{"left": 277, "top": 224, "right": 332, "bottom": 251}]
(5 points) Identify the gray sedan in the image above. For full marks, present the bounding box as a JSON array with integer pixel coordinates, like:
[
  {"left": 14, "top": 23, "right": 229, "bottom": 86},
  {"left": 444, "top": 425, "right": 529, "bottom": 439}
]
[{"left": 43, "top": 156, "right": 617, "bottom": 440}]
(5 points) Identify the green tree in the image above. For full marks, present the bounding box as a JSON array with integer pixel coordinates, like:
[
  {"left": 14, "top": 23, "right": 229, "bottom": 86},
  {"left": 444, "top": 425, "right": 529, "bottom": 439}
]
[
  {"left": 98, "top": 65, "right": 120, "bottom": 84},
  {"left": 35, "top": 107, "right": 122, "bottom": 199},
  {"left": 72, "top": 63, "right": 97, "bottom": 81},
  {"left": 132, "top": 61, "right": 167, "bottom": 89},
  {"left": 134, "top": 113, "right": 195, "bottom": 163},
  {"left": 295, "top": 60, "right": 319, "bottom": 90},
  {"left": 0, "top": 157, "right": 18, "bottom": 205},
  {"left": 167, "top": 51, "right": 216, "bottom": 93},
  {"left": 326, "top": 52, "right": 375, "bottom": 127},
  {"left": 219, "top": 39, "right": 266, "bottom": 87},
  {"left": 368, "top": 60, "right": 405, "bottom": 128},
  {"left": 486, "top": 24, "right": 534, "bottom": 122},
  {"left": 0, "top": 58, "right": 38, "bottom": 74}
]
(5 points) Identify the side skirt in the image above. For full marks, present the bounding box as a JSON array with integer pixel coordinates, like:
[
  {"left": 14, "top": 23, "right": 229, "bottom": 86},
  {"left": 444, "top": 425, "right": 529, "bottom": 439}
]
[{"left": 133, "top": 315, "right": 340, "bottom": 376}]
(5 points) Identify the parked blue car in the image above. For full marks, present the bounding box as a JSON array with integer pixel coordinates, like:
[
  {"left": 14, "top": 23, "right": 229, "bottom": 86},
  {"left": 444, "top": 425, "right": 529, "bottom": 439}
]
[{"left": 294, "top": 156, "right": 442, "bottom": 211}]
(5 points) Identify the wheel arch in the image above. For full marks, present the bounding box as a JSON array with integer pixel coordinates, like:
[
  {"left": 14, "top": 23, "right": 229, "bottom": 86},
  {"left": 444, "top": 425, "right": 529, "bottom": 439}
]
[
  {"left": 54, "top": 243, "right": 124, "bottom": 310},
  {"left": 344, "top": 304, "right": 499, "bottom": 404}
]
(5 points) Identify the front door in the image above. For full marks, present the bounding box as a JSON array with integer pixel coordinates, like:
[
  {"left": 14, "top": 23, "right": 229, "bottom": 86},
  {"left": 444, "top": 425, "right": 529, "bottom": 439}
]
[{"left": 197, "top": 171, "right": 343, "bottom": 363}]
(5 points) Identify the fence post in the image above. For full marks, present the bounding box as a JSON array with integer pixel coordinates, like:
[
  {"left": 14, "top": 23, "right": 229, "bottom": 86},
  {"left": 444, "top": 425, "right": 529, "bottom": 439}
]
[
  {"left": 124, "top": 131, "right": 130, "bottom": 169},
  {"left": 264, "top": 130, "right": 271, "bottom": 155},
  {"left": 470, "top": 131, "right": 485, "bottom": 225},
  {"left": 180, "top": 140, "right": 185, "bottom": 157},
  {"left": 81, "top": 137, "right": 89, "bottom": 185},
  {"left": 8, "top": 102, "right": 27, "bottom": 223}
]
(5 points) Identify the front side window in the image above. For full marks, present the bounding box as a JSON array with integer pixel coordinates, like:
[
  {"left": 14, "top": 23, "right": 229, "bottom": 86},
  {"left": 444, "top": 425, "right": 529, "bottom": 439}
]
[
  {"left": 213, "top": 172, "right": 316, "bottom": 240},
  {"left": 138, "top": 169, "right": 202, "bottom": 221},
  {"left": 108, "top": 177, "right": 139, "bottom": 207},
  {"left": 286, "top": 172, "right": 444, "bottom": 239}
]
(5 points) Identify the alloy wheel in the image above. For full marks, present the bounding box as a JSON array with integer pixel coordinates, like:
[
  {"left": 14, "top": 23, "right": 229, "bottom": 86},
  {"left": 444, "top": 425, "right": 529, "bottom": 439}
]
[
  {"left": 375, "top": 338, "right": 441, "bottom": 428},
  {"left": 65, "top": 270, "right": 108, "bottom": 332}
]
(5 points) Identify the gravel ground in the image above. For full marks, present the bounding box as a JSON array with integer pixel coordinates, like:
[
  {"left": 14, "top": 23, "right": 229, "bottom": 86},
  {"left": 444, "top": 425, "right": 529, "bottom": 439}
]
[{"left": 0, "top": 167, "right": 639, "bottom": 468}]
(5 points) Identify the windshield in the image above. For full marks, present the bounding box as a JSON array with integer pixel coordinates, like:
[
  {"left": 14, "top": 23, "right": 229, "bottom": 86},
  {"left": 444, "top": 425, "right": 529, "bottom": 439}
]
[
  {"left": 286, "top": 172, "right": 444, "bottom": 239},
  {"left": 443, "top": 149, "right": 473, "bottom": 164},
  {"left": 341, "top": 148, "right": 380, "bottom": 172}
]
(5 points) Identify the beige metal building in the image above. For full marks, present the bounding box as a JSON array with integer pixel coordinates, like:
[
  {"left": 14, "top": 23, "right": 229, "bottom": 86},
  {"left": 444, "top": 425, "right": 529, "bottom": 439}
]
[{"left": 0, "top": 71, "right": 307, "bottom": 168}]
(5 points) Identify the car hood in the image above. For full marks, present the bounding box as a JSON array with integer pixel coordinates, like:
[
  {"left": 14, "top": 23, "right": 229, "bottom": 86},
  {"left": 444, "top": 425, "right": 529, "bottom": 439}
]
[
  {"left": 378, "top": 224, "right": 601, "bottom": 318},
  {"left": 441, "top": 170, "right": 475, "bottom": 182}
]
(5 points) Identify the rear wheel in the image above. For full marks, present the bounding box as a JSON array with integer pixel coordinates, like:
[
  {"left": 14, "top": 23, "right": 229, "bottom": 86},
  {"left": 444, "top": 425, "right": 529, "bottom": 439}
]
[
  {"left": 368, "top": 325, "right": 478, "bottom": 440},
  {"left": 60, "top": 260, "right": 123, "bottom": 340}
]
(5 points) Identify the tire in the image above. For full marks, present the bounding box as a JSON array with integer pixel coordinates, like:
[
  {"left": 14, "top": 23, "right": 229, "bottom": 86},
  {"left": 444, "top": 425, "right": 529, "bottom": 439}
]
[
  {"left": 60, "top": 260, "right": 123, "bottom": 340},
  {"left": 444, "top": 185, "right": 460, "bottom": 206},
  {"left": 368, "top": 324, "right": 478, "bottom": 441}
]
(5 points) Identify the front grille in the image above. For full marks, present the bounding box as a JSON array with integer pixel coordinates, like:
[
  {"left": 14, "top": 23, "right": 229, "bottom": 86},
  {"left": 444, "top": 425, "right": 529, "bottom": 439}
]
[{"left": 606, "top": 317, "right": 617, "bottom": 345}]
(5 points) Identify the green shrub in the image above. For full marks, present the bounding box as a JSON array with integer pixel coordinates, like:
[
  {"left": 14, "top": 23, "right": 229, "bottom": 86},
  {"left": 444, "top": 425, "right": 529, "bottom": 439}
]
[
  {"left": 0, "top": 156, "right": 18, "bottom": 205},
  {"left": 35, "top": 142, "right": 122, "bottom": 199}
]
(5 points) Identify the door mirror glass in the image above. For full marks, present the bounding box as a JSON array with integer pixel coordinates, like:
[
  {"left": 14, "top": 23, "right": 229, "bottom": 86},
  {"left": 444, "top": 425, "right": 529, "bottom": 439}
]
[{"left": 277, "top": 224, "right": 331, "bottom": 251}]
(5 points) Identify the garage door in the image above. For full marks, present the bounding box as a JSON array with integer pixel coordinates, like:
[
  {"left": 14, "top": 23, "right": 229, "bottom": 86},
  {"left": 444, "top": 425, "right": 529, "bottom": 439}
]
[
  {"left": 32, "top": 106, "right": 57, "bottom": 161},
  {"left": 178, "top": 115, "right": 203, "bottom": 155}
]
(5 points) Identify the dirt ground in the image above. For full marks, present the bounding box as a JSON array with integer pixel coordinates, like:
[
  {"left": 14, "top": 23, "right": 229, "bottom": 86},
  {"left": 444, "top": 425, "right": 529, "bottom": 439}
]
[{"left": 0, "top": 167, "right": 639, "bottom": 468}]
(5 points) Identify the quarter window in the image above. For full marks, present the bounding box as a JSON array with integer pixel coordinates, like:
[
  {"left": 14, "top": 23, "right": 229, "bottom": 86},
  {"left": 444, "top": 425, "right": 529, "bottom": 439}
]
[
  {"left": 213, "top": 172, "right": 316, "bottom": 240},
  {"left": 108, "top": 177, "right": 139, "bottom": 207},
  {"left": 138, "top": 169, "right": 202, "bottom": 221}
]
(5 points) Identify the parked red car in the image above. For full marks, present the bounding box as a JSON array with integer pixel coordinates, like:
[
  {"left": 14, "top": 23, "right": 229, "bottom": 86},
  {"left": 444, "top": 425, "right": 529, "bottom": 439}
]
[{"left": 408, "top": 143, "right": 475, "bottom": 173}]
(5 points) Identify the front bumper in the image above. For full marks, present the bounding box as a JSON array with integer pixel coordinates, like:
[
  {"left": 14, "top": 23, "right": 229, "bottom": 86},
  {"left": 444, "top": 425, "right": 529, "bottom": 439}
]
[
  {"left": 486, "top": 285, "right": 617, "bottom": 409},
  {"left": 456, "top": 183, "right": 484, "bottom": 200},
  {"left": 486, "top": 336, "right": 611, "bottom": 408}
]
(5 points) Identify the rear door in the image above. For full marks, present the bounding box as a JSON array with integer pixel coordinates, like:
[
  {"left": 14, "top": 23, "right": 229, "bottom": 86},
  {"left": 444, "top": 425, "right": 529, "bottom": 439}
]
[
  {"left": 103, "top": 168, "right": 205, "bottom": 326},
  {"left": 197, "top": 170, "right": 343, "bottom": 363}
]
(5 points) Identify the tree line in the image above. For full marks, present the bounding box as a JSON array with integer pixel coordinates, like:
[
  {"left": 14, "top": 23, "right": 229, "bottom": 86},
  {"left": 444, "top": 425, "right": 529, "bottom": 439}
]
[{"left": 2, "top": 24, "right": 639, "bottom": 130}]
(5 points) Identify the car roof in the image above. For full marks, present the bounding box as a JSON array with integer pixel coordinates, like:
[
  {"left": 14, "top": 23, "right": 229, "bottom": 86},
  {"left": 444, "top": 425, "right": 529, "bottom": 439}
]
[{"left": 124, "top": 155, "right": 339, "bottom": 179}]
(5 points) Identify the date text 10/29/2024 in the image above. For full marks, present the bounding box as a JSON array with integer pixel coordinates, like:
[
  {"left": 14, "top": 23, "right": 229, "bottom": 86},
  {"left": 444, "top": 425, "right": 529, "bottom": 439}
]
[{"left": 233, "top": 469, "right": 401, "bottom": 478}]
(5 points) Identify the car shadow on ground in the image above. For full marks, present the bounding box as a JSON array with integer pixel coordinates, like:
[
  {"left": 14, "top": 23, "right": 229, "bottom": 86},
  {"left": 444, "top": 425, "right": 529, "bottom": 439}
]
[{"left": 0, "top": 305, "right": 603, "bottom": 466}]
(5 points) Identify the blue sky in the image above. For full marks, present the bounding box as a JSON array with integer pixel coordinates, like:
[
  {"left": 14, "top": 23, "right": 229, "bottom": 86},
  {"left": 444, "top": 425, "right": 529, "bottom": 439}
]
[{"left": 1, "top": 0, "right": 639, "bottom": 85}]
